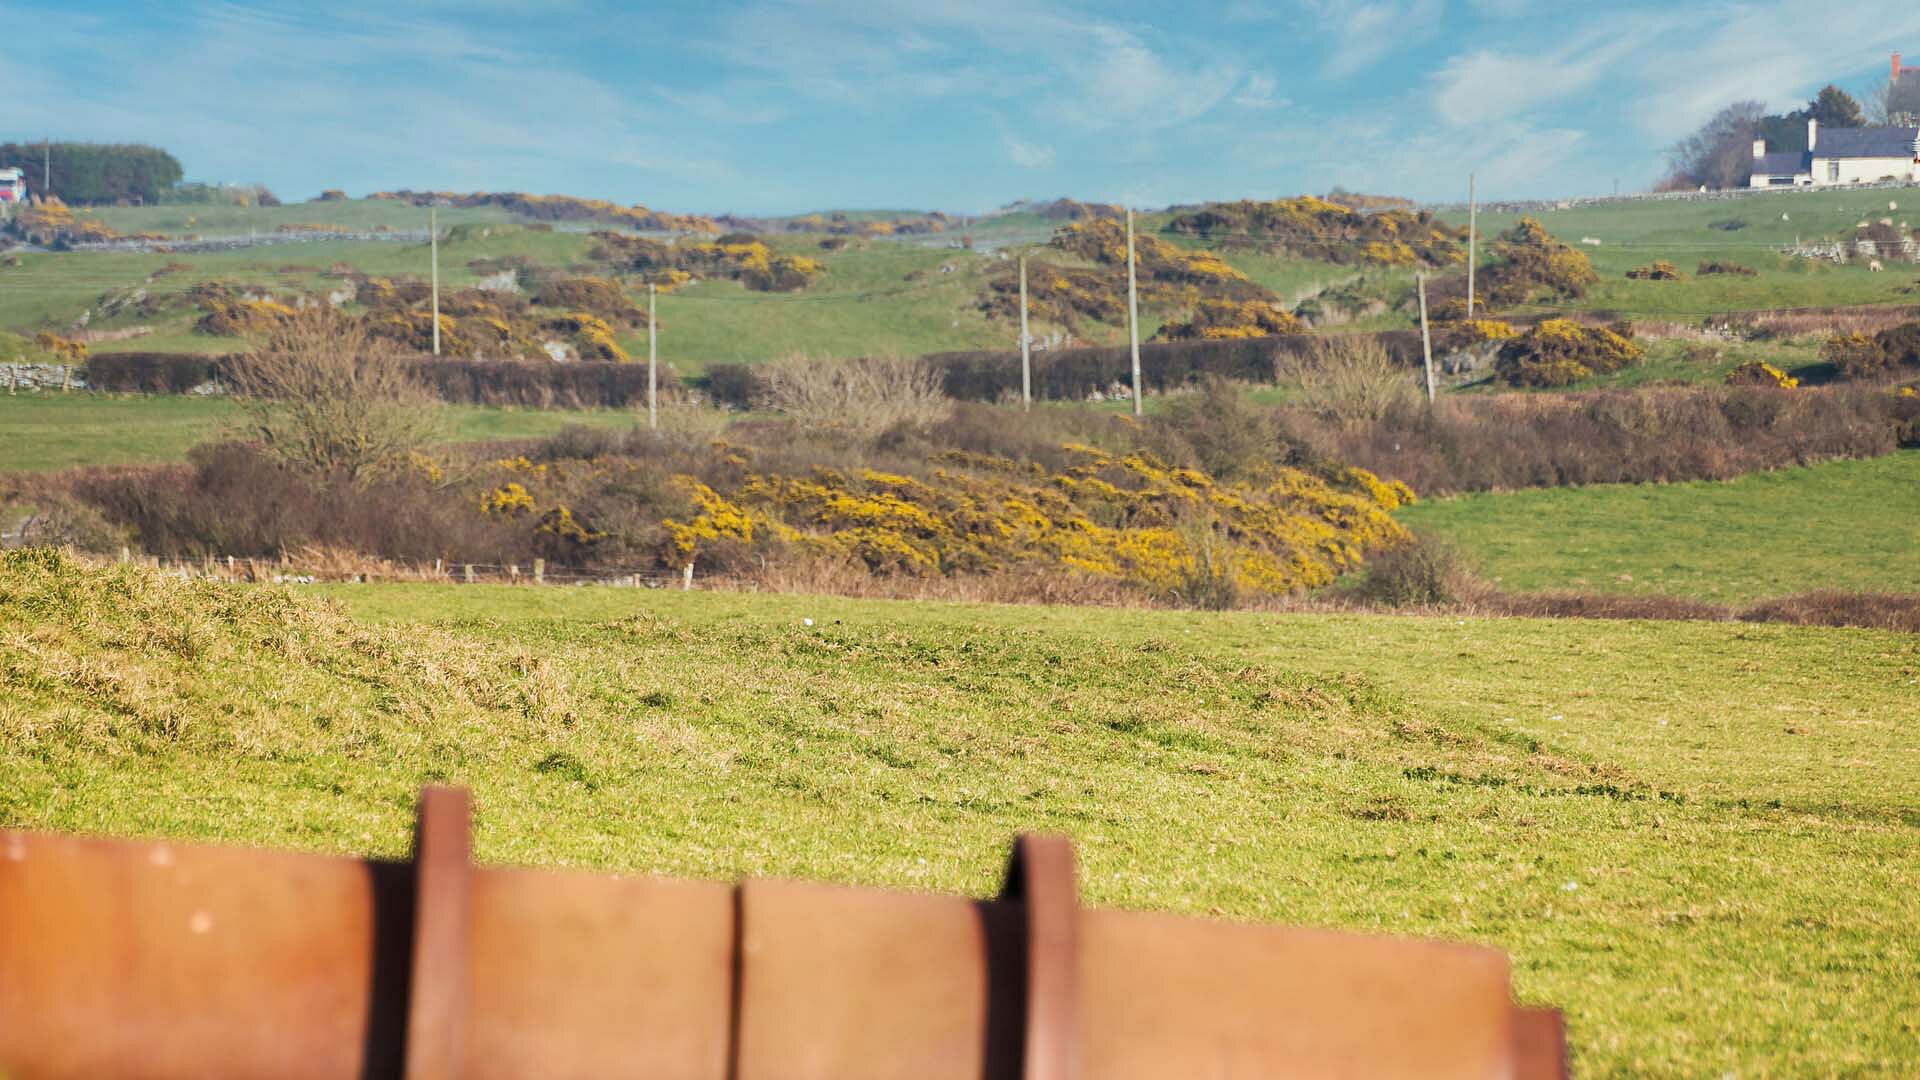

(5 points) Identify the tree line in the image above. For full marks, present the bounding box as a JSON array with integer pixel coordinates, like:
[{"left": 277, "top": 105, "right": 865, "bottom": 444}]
[
  {"left": 0, "top": 142, "right": 183, "bottom": 205},
  {"left": 1666, "top": 74, "right": 1920, "bottom": 190}
]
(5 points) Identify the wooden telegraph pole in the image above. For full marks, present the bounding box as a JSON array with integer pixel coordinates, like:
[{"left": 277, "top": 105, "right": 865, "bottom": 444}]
[
  {"left": 429, "top": 206, "right": 441, "bottom": 357},
  {"left": 648, "top": 283, "right": 658, "bottom": 431},
  {"left": 1018, "top": 254, "right": 1032, "bottom": 411},
  {"left": 1125, "top": 207, "right": 1142, "bottom": 417},
  {"left": 1466, "top": 173, "right": 1477, "bottom": 319},
  {"left": 1417, "top": 273, "right": 1436, "bottom": 404}
]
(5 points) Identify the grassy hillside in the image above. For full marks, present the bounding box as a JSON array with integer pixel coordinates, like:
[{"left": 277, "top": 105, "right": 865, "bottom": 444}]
[
  {"left": 1400, "top": 451, "right": 1920, "bottom": 601},
  {"left": 1444, "top": 188, "right": 1920, "bottom": 318},
  {"left": 2, "top": 550, "right": 1915, "bottom": 1075},
  {"left": 14, "top": 189, "right": 1912, "bottom": 376},
  {"left": 0, "top": 393, "right": 641, "bottom": 472}
]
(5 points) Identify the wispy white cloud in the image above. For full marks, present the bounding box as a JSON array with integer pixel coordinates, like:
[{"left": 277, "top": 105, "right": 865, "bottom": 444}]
[
  {"left": 1005, "top": 137, "right": 1056, "bottom": 168},
  {"left": 1298, "top": 0, "right": 1446, "bottom": 77}
]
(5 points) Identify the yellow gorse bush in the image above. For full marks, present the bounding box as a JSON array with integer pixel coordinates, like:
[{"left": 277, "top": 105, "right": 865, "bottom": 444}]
[
  {"left": 1724, "top": 360, "right": 1799, "bottom": 389},
  {"left": 652, "top": 446, "right": 1413, "bottom": 596}
]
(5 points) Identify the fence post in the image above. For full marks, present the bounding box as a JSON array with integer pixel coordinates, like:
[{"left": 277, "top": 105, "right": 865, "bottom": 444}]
[
  {"left": 433, "top": 558, "right": 443, "bottom": 577},
  {"left": 533, "top": 558, "right": 545, "bottom": 585},
  {"left": 463, "top": 563, "right": 475, "bottom": 584},
  {"left": 682, "top": 563, "right": 694, "bottom": 591},
  {"left": 118, "top": 546, "right": 130, "bottom": 565},
  {"left": 1417, "top": 273, "right": 1437, "bottom": 405},
  {"left": 509, "top": 564, "right": 520, "bottom": 582}
]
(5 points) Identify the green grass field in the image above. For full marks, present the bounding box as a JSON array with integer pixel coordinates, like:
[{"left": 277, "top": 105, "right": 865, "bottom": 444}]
[
  {"left": 2, "top": 550, "right": 1914, "bottom": 1075},
  {"left": 1400, "top": 451, "right": 1920, "bottom": 601},
  {"left": 0, "top": 392, "right": 643, "bottom": 472},
  {"left": 1441, "top": 187, "right": 1920, "bottom": 320}
]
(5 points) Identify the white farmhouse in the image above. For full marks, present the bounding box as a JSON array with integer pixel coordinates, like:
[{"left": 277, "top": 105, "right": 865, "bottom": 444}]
[{"left": 1750, "top": 118, "right": 1920, "bottom": 187}]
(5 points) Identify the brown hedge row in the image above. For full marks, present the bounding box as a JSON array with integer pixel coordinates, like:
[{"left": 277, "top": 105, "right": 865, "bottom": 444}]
[
  {"left": 701, "top": 332, "right": 1424, "bottom": 408},
  {"left": 84, "top": 352, "right": 680, "bottom": 409}
]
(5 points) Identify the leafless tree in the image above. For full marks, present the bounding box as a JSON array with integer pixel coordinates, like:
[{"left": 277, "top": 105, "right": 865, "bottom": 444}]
[
  {"left": 229, "top": 308, "right": 444, "bottom": 484},
  {"left": 1869, "top": 78, "right": 1920, "bottom": 126},
  {"left": 1664, "top": 100, "right": 1767, "bottom": 190},
  {"left": 759, "top": 353, "right": 949, "bottom": 432}
]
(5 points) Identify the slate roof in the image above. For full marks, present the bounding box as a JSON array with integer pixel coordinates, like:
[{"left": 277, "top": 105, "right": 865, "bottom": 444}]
[
  {"left": 1753, "top": 151, "right": 1808, "bottom": 176},
  {"left": 1813, "top": 126, "right": 1920, "bottom": 158}
]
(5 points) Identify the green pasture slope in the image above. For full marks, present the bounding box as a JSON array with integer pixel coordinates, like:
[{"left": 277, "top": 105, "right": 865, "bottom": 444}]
[
  {"left": 16, "top": 188, "right": 1912, "bottom": 375},
  {"left": 1400, "top": 451, "right": 1920, "bottom": 602},
  {"left": 0, "top": 392, "right": 641, "bottom": 472},
  {"left": 1, "top": 550, "right": 1914, "bottom": 1075},
  {"left": 1440, "top": 186, "right": 1920, "bottom": 319}
]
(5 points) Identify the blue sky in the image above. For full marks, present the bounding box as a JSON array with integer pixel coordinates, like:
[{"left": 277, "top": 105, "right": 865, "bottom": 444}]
[{"left": 7, "top": 1, "right": 1920, "bottom": 214}]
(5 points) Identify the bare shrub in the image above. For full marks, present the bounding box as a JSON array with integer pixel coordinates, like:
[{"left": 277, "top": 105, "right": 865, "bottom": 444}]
[
  {"left": 759, "top": 353, "right": 950, "bottom": 432},
  {"left": 229, "top": 308, "right": 443, "bottom": 484},
  {"left": 1355, "top": 535, "right": 1479, "bottom": 608},
  {"left": 1296, "top": 335, "right": 1419, "bottom": 423}
]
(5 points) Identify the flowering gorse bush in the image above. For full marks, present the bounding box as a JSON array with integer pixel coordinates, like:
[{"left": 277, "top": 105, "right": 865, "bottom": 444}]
[
  {"left": 645, "top": 445, "right": 1412, "bottom": 596},
  {"left": 1163, "top": 196, "right": 1467, "bottom": 268},
  {"left": 1494, "top": 318, "right": 1644, "bottom": 388},
  {"left": 1724, "top": 360, "right": 1799, "bottom": 389}
]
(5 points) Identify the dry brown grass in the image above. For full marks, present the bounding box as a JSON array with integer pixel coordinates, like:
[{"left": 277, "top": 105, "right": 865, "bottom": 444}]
[{"left": 1728, "top": 305, "right": 1920, "bottom": 340}]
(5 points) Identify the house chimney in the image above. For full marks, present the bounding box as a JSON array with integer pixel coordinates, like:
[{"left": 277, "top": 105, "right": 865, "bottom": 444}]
[
  {"left": 1807, "top": 117, "right": 1818, "bottom": 152},
  {"left": 1895, "top": 53, "right": 1904, "bottom": 83},
  {"left": 1753, "top": 138, "right": 1766, "bottom": 160}
]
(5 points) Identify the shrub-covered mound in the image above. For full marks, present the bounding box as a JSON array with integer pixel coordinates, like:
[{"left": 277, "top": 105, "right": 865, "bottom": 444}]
[
  {"left": 368, "top": 190, "right": 717, "bottom": 232},
  {"left": 1475, "top": 219, "right": 1600, "bottom": 307},
  {"left": 590, "top": 232, "right": 822, "bottom": 293},
  {"left": 1820, "top": 321, "right": 1920, "bottom": 379},
  {"left": 980, "top": 219, "right": 1278, "bottom": 334},
  {"left": 1724, "top": 360, "right": 1799, "bottom": 388},
  {"left": 1493, "top": 319, "right": 1643, "bottom": 388},
  {"left": 1154, "top": 298, "right": 1305, "bottom": 341},
  {"left": 1163, "top": 196, "right": 1466, "bottom": 267},
  {"left": 186, "top": 272, "right": 653, "bottom": 364}
]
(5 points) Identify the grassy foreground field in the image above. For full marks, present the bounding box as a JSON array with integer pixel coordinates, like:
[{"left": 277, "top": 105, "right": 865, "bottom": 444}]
[
  {"left": 0, "top": 392, "right": 642, "bottom": 472},
  {"left": 2, "top": 551, "right": 1915, "bottom": 1075},
  {"left": 1400, "top": 451, "right": 1920, "bottom": 602}
]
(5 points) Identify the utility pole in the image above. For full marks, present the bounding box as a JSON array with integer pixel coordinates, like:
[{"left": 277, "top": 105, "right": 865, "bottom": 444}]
[
  {"left": 1466, "top": 173, "right": 1477, "bottom": 319},
  {"left": 43, "top": 137, "right": 50, "bottom": 195},
  {"left": 1018, "top": 254, "right": 1032, "bottom": 411},
  {"left": 648, "top": 283, "right": 658, "bottom": 431},
  {"left": 429, "top": 206, "right": 440, "bottom": 357},
  {"left": 1417, "top": 273, "right": 1436, "bottom": 404},
  {"left": 1125, "top": 206, "right": 1142, "bottom": 417}
]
